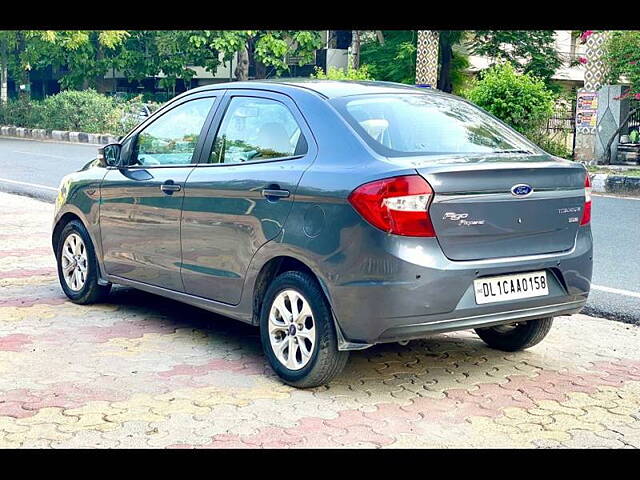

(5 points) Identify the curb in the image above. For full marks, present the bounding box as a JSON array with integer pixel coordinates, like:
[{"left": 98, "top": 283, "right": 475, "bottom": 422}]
[
  {"left": 0, "top": 125, "right": 119, "bottom": 145},
  {"left": 590, "top": 173, "right": 640, "bottom": 196}
]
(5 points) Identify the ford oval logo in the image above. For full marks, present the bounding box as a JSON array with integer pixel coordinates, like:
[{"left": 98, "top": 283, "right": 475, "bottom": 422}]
[{"left": 511, "top": 184, "right": 533, "bottom": 197}]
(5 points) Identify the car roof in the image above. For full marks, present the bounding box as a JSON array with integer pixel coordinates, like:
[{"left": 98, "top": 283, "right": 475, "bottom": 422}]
[{"left": 185, "top": 79, "right": 434, "bottom": 100}]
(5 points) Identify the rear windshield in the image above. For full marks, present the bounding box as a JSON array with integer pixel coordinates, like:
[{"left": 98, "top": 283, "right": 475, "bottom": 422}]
[{"left": 331, "top": 93, "right": 538, "bottom": 157}]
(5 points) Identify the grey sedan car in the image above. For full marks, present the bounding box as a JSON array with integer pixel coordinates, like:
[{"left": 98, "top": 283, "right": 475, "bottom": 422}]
[{"left": 52, "top": 80, "right": 593, "bottom": 387}]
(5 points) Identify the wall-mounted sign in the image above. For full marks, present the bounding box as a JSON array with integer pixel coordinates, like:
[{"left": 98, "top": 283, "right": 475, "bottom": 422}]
[
  {"left": 576, "top": 91, "right": 598, "bottom": 128},
  {"left": 577, "top": 91, "right": 598, "bottom": 111},
  {"left": 576, "top": 110, "right": 597, "bottom": 128}
]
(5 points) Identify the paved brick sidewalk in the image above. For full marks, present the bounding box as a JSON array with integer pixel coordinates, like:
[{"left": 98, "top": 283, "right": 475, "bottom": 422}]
[{"left": 1, "top": 191, "right": 639, "bottom": 448}]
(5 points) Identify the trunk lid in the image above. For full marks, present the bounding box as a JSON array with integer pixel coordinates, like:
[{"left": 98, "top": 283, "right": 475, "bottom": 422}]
[{"left": 407, "top": 154, "right": 587, "bottom": 261}]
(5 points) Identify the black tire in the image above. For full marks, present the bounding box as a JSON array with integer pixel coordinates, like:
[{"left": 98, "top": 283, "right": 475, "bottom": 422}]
[
  {"left": 259, "top": 270, "right": 349, "bottom": 388},
  {"left": 474, "top": 317, "right": 553, "bottom": 352},
  {"left": 55, "top": 220, "right": 111, "bottom": 304}
]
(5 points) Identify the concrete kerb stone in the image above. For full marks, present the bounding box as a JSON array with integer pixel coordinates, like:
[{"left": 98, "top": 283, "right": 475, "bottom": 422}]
[
  {"left": 51, "top": 130, "right": 70, "bottom": 142},
  {"left": 590, "top": 173, "right": 640, "bottom": 196},
  {"left": 0, "top": 125, "right": 115, "bottom": 145}
]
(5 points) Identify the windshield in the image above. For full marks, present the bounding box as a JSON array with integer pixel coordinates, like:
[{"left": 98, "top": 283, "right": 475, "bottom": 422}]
[{"left": 332, "top": 93, "right": 539, "bottom": 157}]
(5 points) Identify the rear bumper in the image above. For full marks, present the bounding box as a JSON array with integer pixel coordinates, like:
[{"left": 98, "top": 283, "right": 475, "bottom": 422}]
[
  {"left": 375, "top": 299, "right": 585, "bottom": 344},
  {"left": 326, "top": 225, "right": 592, "bottom": 348}
]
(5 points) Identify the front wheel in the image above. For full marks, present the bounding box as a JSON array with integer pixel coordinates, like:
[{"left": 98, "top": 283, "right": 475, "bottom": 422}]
[
  {"left": 55, "top": 220, "right": 111, "bottom": 304},
  {"left": 474, "top": 317, "right": 553, "bottom": 352},
  {"left": 260, "top": 271, "right": 349, "bottom": 388}
]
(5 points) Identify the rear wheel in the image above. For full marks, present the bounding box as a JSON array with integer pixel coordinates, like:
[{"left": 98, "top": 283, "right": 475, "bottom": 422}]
[
  {"left": 56, "top": 220, "right": 111, "bottom": 304},
  {"left": 260, "top": 271, "right": 349, "bottom": 388},
  {"left": 474, "top": 317, "right": 553, "bottom": 352}
]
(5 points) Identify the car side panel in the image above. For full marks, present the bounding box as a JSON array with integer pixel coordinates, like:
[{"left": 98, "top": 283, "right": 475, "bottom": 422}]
[{"left": 53, "top": 162, "right": 108, "bottom": 279}]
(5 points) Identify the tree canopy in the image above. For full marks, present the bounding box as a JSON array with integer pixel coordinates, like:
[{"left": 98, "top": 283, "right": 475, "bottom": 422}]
[
  {"left": 469, "top": 31, "right": 561, "bottom": 83},
  {"left": 0, "top": 30, "right": 324, "bottom": 97},
  {"left": 360, "top": 31, "right": 417, "bottom": 84},
  {"left": 604, "top": 30, "right": 640, "bottom": 98}
]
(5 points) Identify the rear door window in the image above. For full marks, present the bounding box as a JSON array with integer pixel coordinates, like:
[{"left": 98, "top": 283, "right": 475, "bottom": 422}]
[{"left": 208, "top": 96, "right": 307, "bottom": 164}]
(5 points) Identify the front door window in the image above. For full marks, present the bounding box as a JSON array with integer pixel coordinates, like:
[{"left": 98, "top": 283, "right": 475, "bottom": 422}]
[{"left": 131, "top": 97, "right": 215, "bottom": 167}]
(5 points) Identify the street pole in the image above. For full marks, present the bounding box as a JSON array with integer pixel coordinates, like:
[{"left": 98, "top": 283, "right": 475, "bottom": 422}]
[{"left": 0, "top": 35, "right": 8, "bottom": 105}]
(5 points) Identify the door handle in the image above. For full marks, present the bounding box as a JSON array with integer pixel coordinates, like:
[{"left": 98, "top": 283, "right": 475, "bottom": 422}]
[
  {"left": 160, "top": 182, "right": 181, "bottom": 195},
  {"left": 261, "top": 188, "right": 290, "bottom": 199}
]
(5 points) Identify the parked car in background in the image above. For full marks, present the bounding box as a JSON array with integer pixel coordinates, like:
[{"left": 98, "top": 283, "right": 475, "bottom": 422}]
[
  {"left": 52, "top": 80, "right": 593, "bottom": 387},
  {"left": 118, "top": 100, "right": 162, "bottom": 136}
]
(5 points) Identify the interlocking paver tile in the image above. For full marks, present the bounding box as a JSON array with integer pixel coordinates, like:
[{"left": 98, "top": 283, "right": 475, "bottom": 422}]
[{"left": 1, "top": 190, "right": 640, "bottom": 448}]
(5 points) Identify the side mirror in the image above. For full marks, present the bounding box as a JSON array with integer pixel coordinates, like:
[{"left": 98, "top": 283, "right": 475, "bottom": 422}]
[{"left": 98, "top": 143, "right": 122, "bottom": 167}]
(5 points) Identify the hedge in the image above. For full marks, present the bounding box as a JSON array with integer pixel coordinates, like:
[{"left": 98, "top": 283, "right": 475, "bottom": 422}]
[{"left": 0, "top": 89, "right": 161, "bottom": 137}]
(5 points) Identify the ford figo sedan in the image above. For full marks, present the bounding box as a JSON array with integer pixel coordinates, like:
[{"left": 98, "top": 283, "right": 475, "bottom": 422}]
[{"left": 52, "top": 80, "right": 593, "bottom": 387}]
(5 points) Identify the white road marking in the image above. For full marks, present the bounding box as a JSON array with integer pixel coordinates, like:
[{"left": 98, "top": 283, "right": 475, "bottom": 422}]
[
  {"left": 0, "top": 177, "right": 58, "bottom": 192},
  {"left": 592, "top": 193, "right": 640, "bottom": 201},
  {"left": 12, "top": 150, "right": 68, "bottom": 160},
  {"left": 592, "top": 284, "right": 640, "bottom": 299}
]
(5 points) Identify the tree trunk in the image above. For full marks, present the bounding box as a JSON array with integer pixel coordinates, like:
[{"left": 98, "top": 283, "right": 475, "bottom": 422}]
[
  {"left": 254, "top": 59, "right": 267, "bottom": 79},
  {"left": 437, "top": 35, "right": 453, "bottom": 93},
  {"left": 94, "top": 40, "right": 110, "bottom": 93},
  {"left": 604, "top": 106, "right": 640, "bottom": 165},
  {"left": 351, "top": 30, "right": 360, "bottom": 69},
  {"left": 234, "top": 46, "right": 249, "bottom": 81},
  {"left": 17, "top": 32, "right": 30, "bottom": 99},
  {"left": 0, "top": 36, "right": 7, "bottom": 105}
]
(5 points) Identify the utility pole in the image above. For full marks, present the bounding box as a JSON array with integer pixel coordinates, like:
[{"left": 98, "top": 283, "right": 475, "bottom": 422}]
[{"left": 0, "top": 34, "right": 8, "bottom": 105}]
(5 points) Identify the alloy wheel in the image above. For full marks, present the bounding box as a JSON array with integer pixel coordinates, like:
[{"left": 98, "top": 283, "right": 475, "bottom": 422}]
[
  {"left": 268, "top": 289, "right": 316, "bottom": 370},
  {"left": 60, "top": 233, "right": 88, "bottom": 291}
]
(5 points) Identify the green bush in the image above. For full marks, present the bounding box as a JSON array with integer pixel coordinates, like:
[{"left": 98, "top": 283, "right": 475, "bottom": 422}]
[
  {"left": 38, "top": 89, "right": 123, "bottom": 134},
  {"left": 0, "top": 98, "right": 44, "bottom": 128},
  {"left": 0, "top": 90, "right": 164, "bottom": 136},
  {"left": 311, "top": 64, "right": 373, "bottom": 81},
  {"left": 464, "top": 63, "right": 555, "bottom": 136},
  {"left": 463, "top": 63, "right": 571, "bottom": 156},
  {"left": 528, "top": 132, "right": 573, "bottom": 159}
]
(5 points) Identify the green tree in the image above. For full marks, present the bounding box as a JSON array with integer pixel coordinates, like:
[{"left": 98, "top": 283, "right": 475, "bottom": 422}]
[
  {"left": 21, "top": 30, "right": 129, "bottom": 90},
  {"left": 605, "top": 30, "right": 640, "bottom": 97},
  {"left": 0, "top": 32, "right": 16, "bottom": 103},
  {"left": 470, "top": 31, "right": 562, "bottom": 84},
  {"left": 204, "top": 30, "right": 323, "bottom": 80},
  {"left": 0, "top": 31, "right": 35, "bottom": 101},
  {"left": 360, "top": 31, "right": 417, "bottom": 84},
  {"left": 601, "top": 30, "right": 640, "bottom": 163},
  {"left": 358, "top": 31, "right": 470, "bottom": 93}
]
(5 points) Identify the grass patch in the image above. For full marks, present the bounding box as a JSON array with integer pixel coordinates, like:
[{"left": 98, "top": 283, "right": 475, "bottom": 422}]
[{"left": 587, "top": 165, "right": 640, "bottom": 177}]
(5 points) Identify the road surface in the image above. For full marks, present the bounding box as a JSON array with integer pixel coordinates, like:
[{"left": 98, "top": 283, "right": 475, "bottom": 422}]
[
  {"left": 0, "top": 137, "right": 638, "bottom": 323},
  {"left": 0, "top": 137, "right": 97, "bottom": 201},
  {"left": 583, "top": 194, "right": 640, "bottom": 324},
  {"left": 2, "top": 191, "right": 640, "bottom": 448}
]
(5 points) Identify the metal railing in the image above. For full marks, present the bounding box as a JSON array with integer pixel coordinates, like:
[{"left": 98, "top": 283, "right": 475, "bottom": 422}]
[
  {"left": 546, "top": 109, "right": 575, "bottom": 132},
  {"left": 629, "top": 100, "right": 640, "bottom": 133}
]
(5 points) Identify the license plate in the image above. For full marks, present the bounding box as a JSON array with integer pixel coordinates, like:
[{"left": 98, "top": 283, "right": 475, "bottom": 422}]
[{"left": 473, "top": 271, "right": 549, "bottom": 305}]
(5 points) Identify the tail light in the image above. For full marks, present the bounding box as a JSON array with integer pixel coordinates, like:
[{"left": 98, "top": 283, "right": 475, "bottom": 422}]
[
  {"left": 347, "top": 175, "right": 436, "bottom": 237},
  {"left": 580, "top": 174, "right": 592, "bottom": 225}
]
